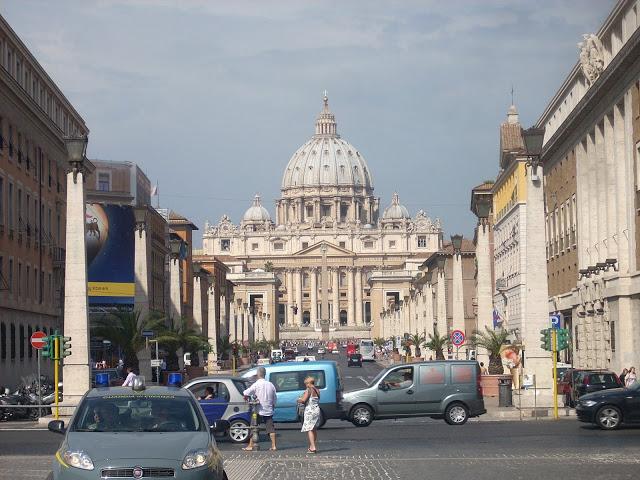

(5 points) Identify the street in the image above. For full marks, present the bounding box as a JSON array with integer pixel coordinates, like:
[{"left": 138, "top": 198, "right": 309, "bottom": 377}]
[{"left": 2, "top": 354, "right": 640, "bottom": 480}]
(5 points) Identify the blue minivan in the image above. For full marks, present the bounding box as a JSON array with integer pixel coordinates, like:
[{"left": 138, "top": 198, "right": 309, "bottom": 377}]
[{"left": 242, "top": 361, "right": 344, "bottom": 427}]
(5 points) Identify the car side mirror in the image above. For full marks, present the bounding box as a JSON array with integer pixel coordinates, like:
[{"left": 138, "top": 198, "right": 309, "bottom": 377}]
[
  {"left": 378, "top": 383, "right": 388, "bottom": 392},
  {"left": 210, "top": 420, "right": 229, "bottom": 434},
  {"left": 48, "top": 420, "right": 66, "bottom": 435}
]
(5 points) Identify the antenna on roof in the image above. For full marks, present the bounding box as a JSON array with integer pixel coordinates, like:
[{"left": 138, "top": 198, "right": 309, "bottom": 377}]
[{"left": 510, "top": 84, "right": 515, "bottom": 106}]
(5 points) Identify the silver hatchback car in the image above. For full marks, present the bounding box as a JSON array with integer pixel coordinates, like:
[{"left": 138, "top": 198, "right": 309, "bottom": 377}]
[
  {"left": 342, "top": 360, "right": 486, "bottom": 427},
  {"left": 47, "top": 379, "right": 228, "bottom": 480}
]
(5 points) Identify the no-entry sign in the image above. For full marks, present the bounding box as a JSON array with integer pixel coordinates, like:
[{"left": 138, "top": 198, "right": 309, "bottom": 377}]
[
  {"left": 451, "top": 329, "right": 465, "bottom": 347},
  {"left": 30, "top": 331, "right": 48, "bottom": 350}
]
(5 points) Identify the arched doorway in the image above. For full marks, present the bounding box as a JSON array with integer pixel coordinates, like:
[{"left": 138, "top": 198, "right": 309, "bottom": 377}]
[
  {"left": 340, "top": 310, "right": 347, "bottom": 326},
  {"left": 302, "top": 311, "right": 311, "bottom": 326}
]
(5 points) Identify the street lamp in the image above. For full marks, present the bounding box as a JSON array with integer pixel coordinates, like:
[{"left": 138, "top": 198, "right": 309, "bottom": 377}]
[
  {"left": 522, "top": 126, "right": 545, "bottom": 175},
  {"left": 133, "top": 207, "right": 147, "bottom": 238},
  {"left": 451, "top": 234, "right": 463, "bottom": 254},
  {"left": 436, "top": 255, "right": 446, "bottom": 271},
  {"left": 169, "top": 238, "right": 182, "bottom": 259},
  {"left": 192, "top": 262, "right": 201, "bottom": 276},
  {"left": 64, "top": 135, "right": 88, "bottom": 183}
]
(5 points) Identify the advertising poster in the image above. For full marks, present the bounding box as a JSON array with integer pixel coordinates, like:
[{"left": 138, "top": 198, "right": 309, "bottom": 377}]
[{"left": 86, "top": 204, "right": 135, "bottom": 306}]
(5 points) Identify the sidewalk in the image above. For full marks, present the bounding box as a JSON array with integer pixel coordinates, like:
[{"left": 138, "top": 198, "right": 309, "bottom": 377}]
[{"left": 480, "top": 395, "right": 576, "bottom": 421}]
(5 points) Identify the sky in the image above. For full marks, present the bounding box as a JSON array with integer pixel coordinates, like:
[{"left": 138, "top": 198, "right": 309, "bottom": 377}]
[{"left": 1, "top": 0, "right": 616, "bottom": 245}]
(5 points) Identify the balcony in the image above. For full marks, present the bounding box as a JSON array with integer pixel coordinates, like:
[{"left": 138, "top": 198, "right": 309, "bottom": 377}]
[{"left": 496, "top": 278, "right": 507, "bottom": 291}]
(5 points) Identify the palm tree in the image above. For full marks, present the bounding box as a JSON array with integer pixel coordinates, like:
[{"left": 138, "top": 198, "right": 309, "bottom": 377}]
[
  {"left": 471, "top": 327, "right": 510, "bottom": 374},
  {"left": 410, "top": 332, "right": 426, "bottom": 358},
  {"left": 92, "top": 310, "right": 166, "bottom": 371},
  {"left": 423, "top": 328, "right": 449, "bottom": 360},
  {"left": 216, "top": 335, "right": 232, "bottom": 360},
  {"left": 373, "top": 337, "right": 386, "bottom": 351},
  {"left": 154, "top": 317, "right": 209, "bottom": 370}
]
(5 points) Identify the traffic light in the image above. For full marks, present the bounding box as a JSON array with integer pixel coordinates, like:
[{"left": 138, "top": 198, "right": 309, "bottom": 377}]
[
  {"left": 41, "top": 335, "right": 53, "bottom": 358},
  {"left": 61, "top": 336, "right": 72, "bottom": 358},
  {"left": 540, "top": 328, "right": 551, "bottom": 351},
  {"left": 557, "top": 328, "right": 570, "bottom": 351}
]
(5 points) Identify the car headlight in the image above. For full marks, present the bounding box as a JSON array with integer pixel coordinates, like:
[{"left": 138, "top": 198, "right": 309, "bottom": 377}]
[
  {"left": 61, "top": 450, "right": 94, "bottom": 470},
  {"left": 182, "top": 449, "right": 210, "bottom": 470},
  {"left": 580, "top": 400, "right": 598, "bottom": 407}
]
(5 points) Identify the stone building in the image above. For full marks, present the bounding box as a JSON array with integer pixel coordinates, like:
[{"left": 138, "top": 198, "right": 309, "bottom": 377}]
[
  {"left": 0, "top": 14, "right": 88, "bottom": 387},
  {"left": 201, "top": 95, "right": 443, "bottom": 342},
  {"left": 540, "top": 0, "right": 640, "bottom": 372}
]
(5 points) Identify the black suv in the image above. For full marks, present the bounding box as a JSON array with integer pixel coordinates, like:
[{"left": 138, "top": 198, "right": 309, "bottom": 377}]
[
  {"left": 576, "top": 381, "right": 640, "bottom": 429},
  {"left": 348, "top": 353, "right": 363, "bottom": 367}
]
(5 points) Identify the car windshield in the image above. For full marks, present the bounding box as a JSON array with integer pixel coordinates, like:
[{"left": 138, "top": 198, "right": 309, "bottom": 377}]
[
  {"left": 369, "top": 369, "right": 387, "bottom": 386},
  {"left": 72, "top": 395, "right": 205, "bottom": 433}
]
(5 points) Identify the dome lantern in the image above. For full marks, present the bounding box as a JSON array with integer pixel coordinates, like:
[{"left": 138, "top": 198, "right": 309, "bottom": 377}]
[
  {"left": 242, "top": 194, "right": 272, "bottom": 223},
  {"left": 382, "top": 192, "right": 410, "bottom": 220}
]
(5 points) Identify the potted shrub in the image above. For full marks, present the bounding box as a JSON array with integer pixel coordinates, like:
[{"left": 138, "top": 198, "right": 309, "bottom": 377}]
[
  {"left": 423, "top": 328, "right": 449, "bottom": 360},
  {"left": 239, "top": 344, "right": 251, "bottom": 365},
  {"left": 410, "top": 332, "right": 426, "bottom": 360},
  {"left": 470, "top": 327, "right": 511, "bottom": 397}
]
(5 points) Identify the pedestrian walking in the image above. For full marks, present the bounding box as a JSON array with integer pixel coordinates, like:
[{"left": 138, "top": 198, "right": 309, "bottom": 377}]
[
  {"left": 242, "top": 366, "right": 277, "bottom": 451},
  {"left": 620, "top": 368, "right": 628, "bottom": 386},
  {"left": 297, "top": 376, "right": 320, "bottom": 454},
  {"left": 625, "top": 366, "right": 637, "bottom": 387},
  {"left": 121, "top": 367, "right": 137, "bottom": 386}
]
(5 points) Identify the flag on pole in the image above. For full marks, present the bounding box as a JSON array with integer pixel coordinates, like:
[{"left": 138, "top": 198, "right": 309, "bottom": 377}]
[
  {"left": 492, "top": 308, "right": 503, "bottom": 328},
  {"left": 151, "top": 183, "right": 158, "bottom": 196}
]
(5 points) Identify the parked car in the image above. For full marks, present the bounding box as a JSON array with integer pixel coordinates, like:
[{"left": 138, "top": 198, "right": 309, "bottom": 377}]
[
  {"left": 562, "top": 369, "right": 623, "bottom": 407},
  {"left": 242, "top": 361, "right": 344, "bottom": 427},
  {"left": 183, "top": 375, "right": 252, "bottom": 443},
  {"left": 576, "top": 380, "right": 640, "bottom": 429},
  {"left": 342, "top": 360, "right": 486, "bottom": 427},
  {"left": 284, "top": 349, "right": 296, "bottom": 361},
  {"left": 317, "top": 347, "right": 326, "bottom": 355},
  {"left": 348, "top": 354, "right": 363, "bottom": 368}
]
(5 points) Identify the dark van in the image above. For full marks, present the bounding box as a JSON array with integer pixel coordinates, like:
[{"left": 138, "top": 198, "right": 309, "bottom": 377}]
[{"left": 342, "top": 360, "right": 485, "bottom": 426}]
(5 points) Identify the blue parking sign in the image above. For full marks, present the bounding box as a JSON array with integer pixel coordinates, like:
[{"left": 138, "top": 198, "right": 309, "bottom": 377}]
[{"left": 550, "top": 314, "right": 561, "bottom": 329}]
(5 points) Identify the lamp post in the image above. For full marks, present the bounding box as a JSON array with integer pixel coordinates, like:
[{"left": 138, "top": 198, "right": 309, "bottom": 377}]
[
  {"left": 62, "top": 134, "right": 93, "bottom": 411},
  {"left": 522, "top": 127, "right": 545, "bottom": 177}
]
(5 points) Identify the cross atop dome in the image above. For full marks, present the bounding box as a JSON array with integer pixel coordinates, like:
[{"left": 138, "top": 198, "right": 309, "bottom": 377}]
[{"left": 315, "top": 91, "right": 338, "bottom": 137}]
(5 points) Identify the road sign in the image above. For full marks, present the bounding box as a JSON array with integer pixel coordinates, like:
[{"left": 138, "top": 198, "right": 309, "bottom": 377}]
[
  {"left": 30, "top": 331, "right": 48, "bottom": 350},
  {"left": 451, "top": 330, "right": 465, "bottom": 347},
  {"left": 550, "top": 314, "right": 561, "bottom": 329},
  {"left": 142, "top": 330, "right": 155, "bottom": 338},
  {"left": 151, "top": 359, "right": 162, "bottom": 368}
]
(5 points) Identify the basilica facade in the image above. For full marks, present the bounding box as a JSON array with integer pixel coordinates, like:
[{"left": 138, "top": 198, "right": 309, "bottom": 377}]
[{"left": 200, "top": 96, "right": 443, "bottom": 341}]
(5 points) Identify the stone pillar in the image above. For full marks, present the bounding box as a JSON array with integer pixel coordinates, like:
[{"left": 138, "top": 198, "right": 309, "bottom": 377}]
[
  {"left": 436, "top": 270, "right": 447, "bottom": 336},
  {"left": 524, "top": 163, "right": 553, "bottom": 389},
  {"left": 207, "top": 285, "right": 219, "bottom": 373},
  {"left": 475, "top": 221, "right": 492, "bottom": 364},
  {"left": 286, "top": 269, "right": 294, "bottom": 326},
  {"left": 242, "top": 307, "right": 249, "bottom": 344},
  {"left": 62, "top": 168, "right": 90, "bottom": 408},
  {"left": 355, "top": 268, "right": 363, "bottom": 325},
  {"left": 332, "top": 267, "right": 340, "bottom": 325},
  {"left": 425, "top": 284, "right": 434, "bottom": 334},
  {"left": 310, "top": 267, "right": 318, "bottom": 325},
  {"left": 452, "top": 253, "right": 464, "bottom": 334},
  {"left": 595, "top": 123, "right": 606, "bottom": 264},
  {"left": 614, "top": 102, "right": 630, "bottom": 273},
  {"left": 133, "top": 222, "right": 152, "bottom": 383},
  {"left": 604, "top": 113, "right": 617, "bottom": 260},
  {"left": 314, "top": 199, "right": 320, "bottom": 223},
  {"left": 169, "top": 256, "right": 182, "bottom": 321},
  {"left": 295, "top": 268, "right": 303, "bottom": 325},
  {"left": 334, "top": 198, "right": 341, "bottom": 223},
  {"left": 347, "top": 267, "right": 355, "bottom": 326}
]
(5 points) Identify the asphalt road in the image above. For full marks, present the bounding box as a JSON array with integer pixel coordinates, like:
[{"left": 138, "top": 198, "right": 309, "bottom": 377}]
[{"left": 2, "top": 351, "right": 640, "bottom": 480}]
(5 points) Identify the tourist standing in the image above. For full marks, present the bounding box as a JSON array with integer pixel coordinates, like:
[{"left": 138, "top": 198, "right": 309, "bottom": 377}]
[{"left": 298, "top": 376, "right": 321, "bottom": 453}]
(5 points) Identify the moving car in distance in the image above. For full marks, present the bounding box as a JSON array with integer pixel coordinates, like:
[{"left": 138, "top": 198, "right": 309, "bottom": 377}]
[
  {"left": 348, "top": 353, "right": 363, "bottom": 368},
  {"left": 295, "top": 355, "right": 317, "bottom": 362},
  {"left": 342, "top": 360, "right": 485, "bottom": 427},
  {"left": 359, "top": 339, "right": 375, "bottom": 361},
  {"left": 576, "top": 379, "right": 640, "bottom": 429},
  {"left": 48, "top": 374, "right": 228, "bottom": 480},
  {"left": 317, "top": 347, "right": 326, "bottom": 355},
  {"left": 270, "top": 349, "right": 283, "bottom": 363}
]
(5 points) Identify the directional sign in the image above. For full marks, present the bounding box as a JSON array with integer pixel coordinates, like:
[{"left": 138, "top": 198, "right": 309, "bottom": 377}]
[
  {"left": 550, "top": 314, "right": 561, "bottom": 330},
  {"left": 142, "top": 330, "right": 155, "bottom": 338},
  {"left": 30, "top": 331, "right": 48, "bottom": 350},
  {"left": 151, "top": 359, "right": 163, "bottom": 368},
  {"left": 451, "top": 329, "right": 465, "bottom": 347}
]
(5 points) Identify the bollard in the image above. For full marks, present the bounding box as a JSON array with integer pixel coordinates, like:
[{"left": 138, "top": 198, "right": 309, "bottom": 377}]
[{"left": 249, "top": 398, "right": 260, "bottom": 450}]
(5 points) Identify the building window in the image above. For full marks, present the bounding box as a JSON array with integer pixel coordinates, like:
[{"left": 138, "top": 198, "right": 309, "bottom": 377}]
[
  {"left": 10, "top": 323, "right": 15, "bottom": 359},
  {"left": 321, "top": 204, "right": 331, "bottom": 218},
  {"left": 610, "top": 321, "right": 615, "bottom": 353},
  {"left": 418, "top": 236, "right": 427, "bottom": 248},
  {"left": 0, "top": 322, "right": 6, "bottom": 360},
  {"left": 306, "top": 205, "right": 314, "bottom": 220},
  {"left": 97, "top": 172, "right": 110, "bottom": 191},
  {"left": 251, "top": 243, "right": 259, "bottom": 251},
  {"left": 364, "top": 240, "right": 374, "bottom": 249},
  {"left": 388, "top": 240, "right": 396, "bottom": 249},
  {"left": 274, "top": 242, "right": 284, "bottom": 251},
  {"left": 8, "top": 182, "right": 13, "bottom": 230},
  {"left": 17, "top": 262, "right": 22, "bottom": 298},
  {"left": 340, "top": 204, "right": 348, "bottom": 222},
  {"left": 302, "top": 241, "right": 309, "bottom": 249},
  {"left": 339, "top": 241, "right": 346, "bottom": 248},
  {"left": 19, "top": 325, "right": 25, "bottom": 359},
  {"left": 8, "top": 259, "right": 13, "bottom": 292},
  {"left": 0, "top": 177, "right": 4, "bottom": 226},
  {"left": 220, "top": 239, "right": 230, "bottom": 251}
]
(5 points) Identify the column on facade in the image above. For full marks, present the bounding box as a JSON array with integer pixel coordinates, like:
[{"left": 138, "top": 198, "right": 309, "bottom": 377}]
[
  {"left": 350, "top": 198, "right": 357, "bottom": 222},
  {"left": 133, "top": 225, "right": 152, "bottom": 382},
  {"left": 242, "top": 306, "right": 250, "bottom": 344},
  {"left": 587, "top": 131, "right": 598, "bottom": 266},
  {"left": 355, "top": 268, "right": 363, "bottom": 325},
  {"left": 615, "top": 100, "right": 630, "bottom": 273},
  {"left": 595, "top": 122, "right": 606, "bottom": 263},
  {"left": 331, "top": 267, "right": 340, "bottom": 325},
  {"left": 364, "top": 197, "right": 371, "bottom": 224},
  {"left": 286, "top": 269, "right": 294, "bottom": 325},
  {"left": 295, "top": 268, "right": 303, "bottom": 325},
  {"left": 207, "top": 286, "right": 218, "bottom": 373},
  {"left": 192, "top": 275, "right": 203, "bottom": 332},
  {"left": 298, "top": 198, "right": 304, "bottom": 223},
  {"left": 452, "top": 253, "right": 464, "bottom": 334},
  {"left": 424, "top": 284, "right": 434, "bottom": 334},
  {"left": 228, "top": 304, "right": 236, "bottom": 343},
  {"left": 476, "top": 223, "right": 492, "bottom": 334},
  {"left": 310, "top": 267, "right": 318, "bottom": 325},
  {"left": 314, "top": 199, "right": 321, "bottom": 223},
  {"left": 436, "top": 270, "right": 447, "bottom": 336},
  {"left": 576, "top": 140, "right": 588, "bottom": 269},
  {"left": 347, "top": 267, "right": 355, "bottom": 325},
  {"left": 604, "top": 112, "right": 617, "bottom": 260},
  {"left": 169, "top": 258, "right": 182, "bottom": 322},
  {"left": 334, "top": 198, "right": 341, "bottom": 223}
]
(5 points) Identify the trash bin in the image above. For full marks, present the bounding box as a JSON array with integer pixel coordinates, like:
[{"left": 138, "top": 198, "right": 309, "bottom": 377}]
[{"left": 498, "top": 377, "right": 513, "bottom": 407}]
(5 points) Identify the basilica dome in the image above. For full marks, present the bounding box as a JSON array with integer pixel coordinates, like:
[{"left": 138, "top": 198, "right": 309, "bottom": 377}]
[
  {"left": 242, "top": 195, "right": 271, "bottom": 222},
  {"left": 382, "top": 193, "right": 410, "bottom": 220},
  {"left": 281, "top": 95, "right": 373, "bottom": 191}
]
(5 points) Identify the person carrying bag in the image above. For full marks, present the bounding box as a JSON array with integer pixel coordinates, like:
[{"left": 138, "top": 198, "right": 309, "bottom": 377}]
[{"left": 297, "top": 376, "right": 321, "bottom": 453}]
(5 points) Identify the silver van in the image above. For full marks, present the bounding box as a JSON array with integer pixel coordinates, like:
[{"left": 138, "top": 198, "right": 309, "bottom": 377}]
[{"left": 342, "top": 360, "right": 486, "bottom": 427}]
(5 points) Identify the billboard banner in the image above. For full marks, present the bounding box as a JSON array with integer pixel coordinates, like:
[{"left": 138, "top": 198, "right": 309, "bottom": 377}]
[{"left": 86, "top": 204, "right": 135, "bottom": 305}]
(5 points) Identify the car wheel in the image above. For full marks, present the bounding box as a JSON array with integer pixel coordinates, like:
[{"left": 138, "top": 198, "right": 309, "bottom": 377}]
[
  {"left": 228, "top": 419, "right": 250, "bottom": 443},
  {"left": 45, "top": 472, "right": 54, "bottom": 480},
  {"left": 350, "top": 404, "right": 373, "bottom": 427},
  {"left": 444, "top": 403, "right": 469, "bottom": 425},
  {"left": 596, "top": 405, "right": 622, "bottom": 430}
]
